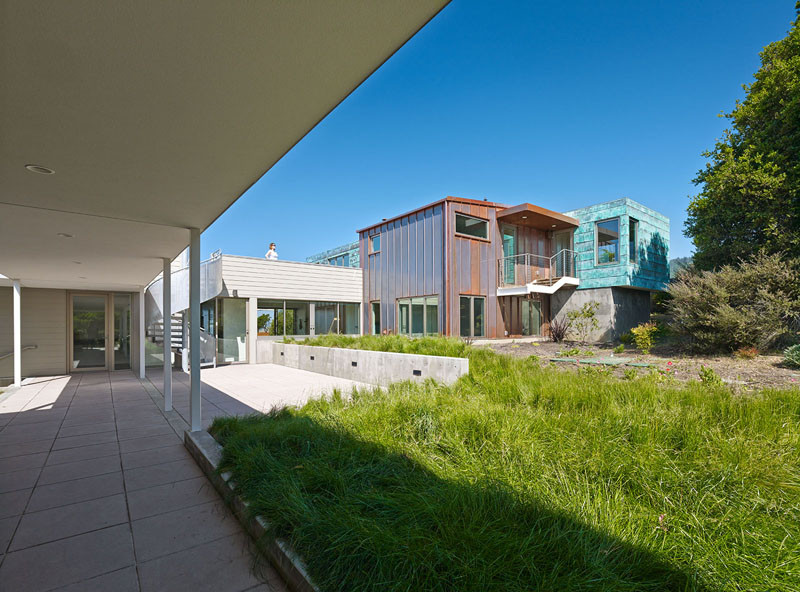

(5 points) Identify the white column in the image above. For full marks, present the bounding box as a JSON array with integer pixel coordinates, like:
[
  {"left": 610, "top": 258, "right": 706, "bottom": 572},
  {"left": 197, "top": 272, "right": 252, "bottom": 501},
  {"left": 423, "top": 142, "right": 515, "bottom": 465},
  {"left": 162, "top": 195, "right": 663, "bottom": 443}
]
[
  {"left": 162, "top": 257, "right": 173, "bottom": 411},
  {"left": 12, "top": 280, "right": 21, "bottom": 387},
  {"left": 138, "top": 288, "right": 146, "bottom": 379},
  {"left": 189, "top": 228, "right": 202, "bottom": 431},
  {"left": 248, "top": 297, "right": 257, "bottom": 364}
]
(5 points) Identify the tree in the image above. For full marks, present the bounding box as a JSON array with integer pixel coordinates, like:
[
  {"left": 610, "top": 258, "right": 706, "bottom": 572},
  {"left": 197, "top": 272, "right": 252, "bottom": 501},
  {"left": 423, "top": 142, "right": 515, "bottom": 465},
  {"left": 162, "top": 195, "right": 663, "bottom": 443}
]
[{"left": 685, "top": 7, "right": 800, "bottom": 270}]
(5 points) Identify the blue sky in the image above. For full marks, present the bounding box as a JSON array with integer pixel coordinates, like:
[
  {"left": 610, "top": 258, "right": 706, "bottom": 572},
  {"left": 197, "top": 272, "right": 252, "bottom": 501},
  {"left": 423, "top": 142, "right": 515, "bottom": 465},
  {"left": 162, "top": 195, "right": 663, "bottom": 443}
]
[{"left": 202, "top": 0, "right": 796, "bottom": 261}]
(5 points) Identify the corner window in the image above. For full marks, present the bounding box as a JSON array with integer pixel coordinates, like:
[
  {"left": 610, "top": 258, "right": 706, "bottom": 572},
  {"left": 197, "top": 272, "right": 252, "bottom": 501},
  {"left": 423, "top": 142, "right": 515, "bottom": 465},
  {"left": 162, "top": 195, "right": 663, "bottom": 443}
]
[
  {"left": 459, "top": 296, "right": 485, "bottom": 338},
  {"left": 596, "top": 218, "right": 620, "bottom": 265},
  {"left": 629, "top": 218, "right": 638, "bottom": 264},
  {"left": 371, "top": 301, "right": 381, "bottom": 335},
  {"left": 369, "top": 235, "right": 381, "bottom": 254},
  {"left": 455, "top": 214, "right": 489, "bottom": 240},
  {"left": 397, "top": 296, "right": 439, "bottom": 336}
]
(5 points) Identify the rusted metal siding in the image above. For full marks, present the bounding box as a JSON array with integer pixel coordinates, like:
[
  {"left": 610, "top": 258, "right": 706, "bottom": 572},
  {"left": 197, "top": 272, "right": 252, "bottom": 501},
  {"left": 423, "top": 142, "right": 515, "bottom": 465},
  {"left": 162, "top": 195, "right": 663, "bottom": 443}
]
[
  {"left": 360, "top": 203, "right": 445, "bottom": 334},
  {"left": 445, "top": 201, "right": 551, "bottom": 338}
]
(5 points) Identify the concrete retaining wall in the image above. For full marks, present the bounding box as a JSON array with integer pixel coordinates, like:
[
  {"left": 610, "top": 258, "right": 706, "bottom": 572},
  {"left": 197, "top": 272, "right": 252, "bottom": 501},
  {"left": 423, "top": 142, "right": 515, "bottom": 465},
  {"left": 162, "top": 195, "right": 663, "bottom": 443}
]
[
  {"left": 550, "top": 286, "right": 651, "bottom": 342},
  {"left": 256, "top": 339, "right": 468, "bottom": 386}
]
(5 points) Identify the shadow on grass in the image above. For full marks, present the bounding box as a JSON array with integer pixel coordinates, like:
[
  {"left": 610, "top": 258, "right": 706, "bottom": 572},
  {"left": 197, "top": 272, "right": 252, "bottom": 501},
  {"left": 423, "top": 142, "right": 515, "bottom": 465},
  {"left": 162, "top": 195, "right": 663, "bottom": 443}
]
[{"left": 212, "top": 409, "right": 708, "bottom": 592}]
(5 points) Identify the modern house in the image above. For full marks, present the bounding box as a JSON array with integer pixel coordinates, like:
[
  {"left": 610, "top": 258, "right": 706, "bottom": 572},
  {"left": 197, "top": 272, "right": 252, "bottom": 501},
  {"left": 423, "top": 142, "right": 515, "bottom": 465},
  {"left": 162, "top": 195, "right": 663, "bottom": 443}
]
[{"left": 359, "top": 196, "right": 669, "bottom": 341}]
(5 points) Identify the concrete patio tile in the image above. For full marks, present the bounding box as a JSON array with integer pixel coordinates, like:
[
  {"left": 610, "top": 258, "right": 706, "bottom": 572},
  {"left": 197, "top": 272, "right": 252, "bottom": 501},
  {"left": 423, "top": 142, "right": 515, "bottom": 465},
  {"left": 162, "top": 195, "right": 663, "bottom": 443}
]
[
  {"left": 27, "top": 472, "right": 124, "bottom": 512},
  {"left": 121, "top": 443, "right": 192, "bottom": 470},
  {"left": 0, "top": 451, "right": 48, "bottom": 474},
  {"left": 0, "top": 488, "right": 32, "bottom": 519},
  {"left": 0, "top": 421, "right": 61, "bottom": 444},
  {"left": 0, "top": 515, "right": 19, "bottom": 551},
  {"left": 45, "top": 441, "right": 119, "bottom": 466},
  {"left": 137, "top": 533, "right": 267, "bottom": 592},
  {"left": 116, "top": 423, "right": 175, "bottom": 441},
  {"left": 0, "top": 467, "right": 41, "bottom": 494},
  {"left": 0, "top": 438, "right": 53, "bottom": 459},
  {"left": 127, "top": 476, "right": 217, "bottom": 520},
  {"left": 57, "top": 420, "right": 117, "bottom": 438},
  {"left": 52, "top": 565, "right": 139, "bottom": 592},
  {"left": 38, "top": 454, "right": 121, "bottom": 485},
  {"left": 52, "top": 430, "right": 119, "bottom": 450},
  {"left": 0, "top": 523, "right": 135, "bottom": 592},
  {"left": 124, "top": 458, "right": 203, "bottom": 492},
  {"left": 9, "top": 494, "right": 129, "bottom": 551},
  {"left": 132, "top": 499, "right": 241, "bottom": 561},
  {"left": 118, "top": 432, "right": 181, "bottom": 454},
  {"left": 6, "top": 408, "right": 68, "bottom": 426}
]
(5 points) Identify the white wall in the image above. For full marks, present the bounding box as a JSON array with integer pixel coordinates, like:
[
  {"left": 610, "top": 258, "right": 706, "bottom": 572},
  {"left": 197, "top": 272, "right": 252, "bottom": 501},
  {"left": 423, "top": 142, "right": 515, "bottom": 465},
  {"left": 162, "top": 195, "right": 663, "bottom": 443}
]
[
  {"left": 0, "top": 287, "right": 68, "bottom": 377},
  {"left": 221, "top": 255, "right": 362, "bottom": 302}
]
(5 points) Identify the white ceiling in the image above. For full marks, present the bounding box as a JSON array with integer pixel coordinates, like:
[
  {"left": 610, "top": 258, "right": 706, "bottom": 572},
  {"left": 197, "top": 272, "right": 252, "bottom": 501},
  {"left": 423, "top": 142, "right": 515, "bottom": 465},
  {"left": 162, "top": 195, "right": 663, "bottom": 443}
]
[{"left": 0, "top": 1, "right": 449, "bottom": 289}]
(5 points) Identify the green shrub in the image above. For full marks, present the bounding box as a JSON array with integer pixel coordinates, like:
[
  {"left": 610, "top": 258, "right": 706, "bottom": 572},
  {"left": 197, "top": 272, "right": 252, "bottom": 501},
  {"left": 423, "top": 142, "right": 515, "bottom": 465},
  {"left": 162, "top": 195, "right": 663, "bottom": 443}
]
[
  {"left": 667, "top": 252, "right": 800, "bottom": 352},
  {"left": 699, "top": 365, "right": 724, "bottom": 387},
  {"left": 613, "top": 344, "right": 625, "bottom": 354},
  {"left": 619, "top": 332, "right": 633, "bottom": 345},
  {"left": 622, "top": 367, "right": 638, "bottom": 380},
  {"left": 558, "top": 347, "right": 581, "bottom": 357},
  {"left": 784, "top": 344, "right": 800, "bottom": 368},
  {"left": 566, "top": 301, "right": 599, "bottom": 344},
  {"left": 630, "top": 322, "right": 658, "bottom": 354}
]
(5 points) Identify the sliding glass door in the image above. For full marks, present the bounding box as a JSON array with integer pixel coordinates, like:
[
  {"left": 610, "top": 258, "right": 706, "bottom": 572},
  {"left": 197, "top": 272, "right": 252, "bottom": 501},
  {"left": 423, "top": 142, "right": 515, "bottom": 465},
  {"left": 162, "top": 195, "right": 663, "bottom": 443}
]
[{"left": 70, "top": 293, "right": 133, "bottom": 372}]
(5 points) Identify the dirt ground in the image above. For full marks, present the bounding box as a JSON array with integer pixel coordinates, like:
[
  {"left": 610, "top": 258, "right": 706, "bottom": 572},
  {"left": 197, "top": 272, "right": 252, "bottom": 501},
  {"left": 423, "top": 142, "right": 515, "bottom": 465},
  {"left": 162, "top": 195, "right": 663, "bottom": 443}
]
[{"left": 487, "top": 340, "right": 800, "bottom": 390}]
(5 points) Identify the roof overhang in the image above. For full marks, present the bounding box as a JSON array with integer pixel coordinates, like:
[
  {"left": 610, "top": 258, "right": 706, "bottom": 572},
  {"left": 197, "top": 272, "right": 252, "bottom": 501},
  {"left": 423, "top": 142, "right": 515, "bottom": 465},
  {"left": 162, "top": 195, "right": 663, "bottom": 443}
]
[
  {"left": 0, "top": 1, "right": 450, "bottom": 290},
  {"left": 496, "top": 203, "right": 580, "bottom": 231}
]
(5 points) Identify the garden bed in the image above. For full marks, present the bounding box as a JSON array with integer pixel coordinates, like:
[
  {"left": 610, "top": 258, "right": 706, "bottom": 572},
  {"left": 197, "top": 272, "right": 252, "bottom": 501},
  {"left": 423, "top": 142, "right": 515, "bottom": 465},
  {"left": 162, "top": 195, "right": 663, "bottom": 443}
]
[
  {"left": 210, "top": 338, "right": 800, "bottom": 591},
  {"left": 489, "top": 340, "right": 800, "bottom": 389}
]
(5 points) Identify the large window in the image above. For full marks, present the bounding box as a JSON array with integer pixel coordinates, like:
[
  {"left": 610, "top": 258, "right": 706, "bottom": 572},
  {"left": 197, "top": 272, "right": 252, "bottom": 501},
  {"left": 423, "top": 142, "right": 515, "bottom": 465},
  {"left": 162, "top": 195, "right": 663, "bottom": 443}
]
[
  {"left": 596, "top": 218, "right": 620, "bottom": 265},
  {"left": 629, "top": 218, "right": 638, "bottom": 264},
  {"left": 328, "top": 253, "right": 350, "bottom": 267},
  {"left": 459, "top": 296, "right": 486, "bottom": 338},
  {"left": 371, "top": 301, "right": 381, "bottom": 334},
  {"left": 397, "top": 296, "right": 439, "bottom": 336},
  {"left": 455, "top": 213, "right": 489, "bottom": 240},
  {"left": 314, "top": 302, "right": 338, "bottom": 335},
  {"left": 340, "top": 303, "right": 360, "bottom": 335}
]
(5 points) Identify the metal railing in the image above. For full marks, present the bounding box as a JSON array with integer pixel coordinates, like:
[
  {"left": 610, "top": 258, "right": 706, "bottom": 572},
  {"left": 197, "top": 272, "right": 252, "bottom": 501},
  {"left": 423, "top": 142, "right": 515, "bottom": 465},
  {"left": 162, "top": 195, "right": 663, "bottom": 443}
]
[
  {"left": 497, "top": 249, "right": 577, "bottom": 287},
  {"left": 0, "top": 345, "right": 37, "bottom": 362}
]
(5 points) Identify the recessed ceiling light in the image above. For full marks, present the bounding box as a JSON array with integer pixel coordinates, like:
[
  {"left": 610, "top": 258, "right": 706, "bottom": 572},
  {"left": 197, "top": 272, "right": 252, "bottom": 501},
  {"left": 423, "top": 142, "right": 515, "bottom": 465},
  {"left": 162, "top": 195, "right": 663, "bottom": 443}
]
[
  {"left": 25, "top": 164, "right": 55, "bottom": 175},
  {"left": 57, "top": 233, "right": 73, "bottom": 239},
  {"left": 73, "top": 261, "right": 82, "bottom": 265},
  {"left": 78, "top": 276, "right": 87, "bottom": 279},
  {"left": 552, "top": 224, "right": 557, "bottom": 228},
  {"left": 521, "top": 216, "right": 527, "bottom": 219}
]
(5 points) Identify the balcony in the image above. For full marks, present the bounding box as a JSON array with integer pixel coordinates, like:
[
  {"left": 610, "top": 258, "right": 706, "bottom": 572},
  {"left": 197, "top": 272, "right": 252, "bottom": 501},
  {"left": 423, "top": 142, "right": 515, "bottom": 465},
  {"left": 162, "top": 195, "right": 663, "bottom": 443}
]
[{"left": 497, "top": 249, "right": 579, "bottom": 295}]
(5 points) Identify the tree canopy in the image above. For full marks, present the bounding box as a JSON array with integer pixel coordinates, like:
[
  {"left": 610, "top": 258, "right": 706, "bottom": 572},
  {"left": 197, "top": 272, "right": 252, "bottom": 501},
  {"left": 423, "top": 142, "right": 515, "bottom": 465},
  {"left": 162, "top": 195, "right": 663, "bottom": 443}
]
[{"left": 685, "top": 8, "right": 800, "bottom": 270}]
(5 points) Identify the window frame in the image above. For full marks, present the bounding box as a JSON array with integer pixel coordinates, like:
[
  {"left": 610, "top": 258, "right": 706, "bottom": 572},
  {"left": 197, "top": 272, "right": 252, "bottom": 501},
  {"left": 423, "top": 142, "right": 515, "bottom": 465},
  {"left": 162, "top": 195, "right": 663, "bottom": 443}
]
[
  {"left": 371, "top": 301, "right": 381, "bottom": 335},
  {"left": 396, "top": 295, "right": 439, "bottom": 337},
  {"left": 369, "top": 234, "right": 381, "bottom": 254},
  {"left": 459, "top": 295, "right": 486, "bottom": 338},
  {"left": 454, "top": 213, "right": 490, "bottom": 241},
  {"left": 628, "top": 217, "right": 638, "bottom": 264},
  {"left": 595, "top": 217, "right": 621, "bottom": 266}
]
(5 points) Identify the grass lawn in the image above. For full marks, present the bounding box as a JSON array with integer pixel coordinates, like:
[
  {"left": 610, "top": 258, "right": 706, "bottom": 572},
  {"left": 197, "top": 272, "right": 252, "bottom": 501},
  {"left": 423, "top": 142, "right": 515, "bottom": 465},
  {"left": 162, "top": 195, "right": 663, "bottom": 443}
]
[{"left": 212, "top": 337, "right": 800, "bottom": 591}]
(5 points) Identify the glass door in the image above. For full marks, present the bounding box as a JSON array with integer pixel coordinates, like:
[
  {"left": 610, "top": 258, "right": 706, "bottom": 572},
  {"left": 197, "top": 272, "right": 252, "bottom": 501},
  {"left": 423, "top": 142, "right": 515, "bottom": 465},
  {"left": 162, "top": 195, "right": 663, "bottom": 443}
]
[
  {"left": 71, "top": 294, "right": 108, "bottom": 370},
  {"left": 502, "top": 225, "right": 516, "bottom": 285},
  {"left": 554, "top": 231, "right": 572, "bottom": 277},
  {"left": 113, "top": 294, "right": 131, "bottom": 370},
  {"left": 217, "top": 298, "right": 247, "bottom": 363},
  {"left": 521, "top": 300, "right": 541, "bottom": 336}
]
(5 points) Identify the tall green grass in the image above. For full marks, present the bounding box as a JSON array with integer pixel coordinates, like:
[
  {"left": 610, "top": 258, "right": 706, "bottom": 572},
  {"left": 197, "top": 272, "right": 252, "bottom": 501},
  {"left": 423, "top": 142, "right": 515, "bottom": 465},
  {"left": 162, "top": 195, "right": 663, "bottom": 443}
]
[
  {"left": 284, "top": 334, "right": 471, "bottom": 357},
  {"left": 213, "top": 338, "right": 800, "bottom": 591}
]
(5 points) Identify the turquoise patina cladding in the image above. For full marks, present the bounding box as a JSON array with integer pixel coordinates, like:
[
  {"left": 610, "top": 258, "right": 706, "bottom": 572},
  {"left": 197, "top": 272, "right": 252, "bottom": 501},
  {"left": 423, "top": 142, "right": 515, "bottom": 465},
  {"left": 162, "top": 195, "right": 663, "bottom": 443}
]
[{"left": 563, "top": 198, "right": 669, "bottom": 291}]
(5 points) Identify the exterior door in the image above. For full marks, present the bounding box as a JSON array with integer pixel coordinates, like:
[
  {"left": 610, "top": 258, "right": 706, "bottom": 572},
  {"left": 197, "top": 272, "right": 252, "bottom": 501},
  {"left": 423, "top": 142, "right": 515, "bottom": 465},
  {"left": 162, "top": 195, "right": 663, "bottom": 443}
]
[
  {"left": 70, "top": 293, "right": 109, "bottom": 371},
  {"left": 501, "top": 225, "right": 517, "bottom": 285},
  {"left": 521, "top": 299, "right": 541, "bottom": 336},
  {"left": 553, "top": 231, "right": 572, "bottom": 277}
]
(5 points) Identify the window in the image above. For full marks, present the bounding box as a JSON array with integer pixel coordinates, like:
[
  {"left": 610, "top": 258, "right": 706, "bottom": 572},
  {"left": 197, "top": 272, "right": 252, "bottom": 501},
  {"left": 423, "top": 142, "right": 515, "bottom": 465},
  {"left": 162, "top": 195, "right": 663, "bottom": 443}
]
[
  {"left": 339, "top": 303, "right": 360, "bottom": 334},
  {"left": 371, "top": 301, "right": 381, "bottom": 334},
  {"left": 459, "top": 296, "right": 486, "bottom": 338},
  {"left": 314, "top": 302, "right": 338, "bottom": 335},
  {"left": 397, "top": 296, "right": 439, "bottom": 336},
  {"left": 629, "top": 218, "right": 638, "bottom": 264},
  {"left": 327, "top": 254, "right": 351, "bottom": 267},
  {"left": 596, "top": 218, "right": 620, "bottom": 265},
  {"left": 455, "top": 214, "right": 488, "bottom": 240},
  {"left": 369, "top": 234, "right": 381, "bottom": 254}
]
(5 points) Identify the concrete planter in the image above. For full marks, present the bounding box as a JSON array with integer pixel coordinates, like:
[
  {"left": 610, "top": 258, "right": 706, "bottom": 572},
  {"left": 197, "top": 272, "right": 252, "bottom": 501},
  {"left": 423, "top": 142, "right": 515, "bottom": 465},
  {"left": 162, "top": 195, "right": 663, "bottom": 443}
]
[
  {"left": 185, "top": 430, "right": 318, "bottom": 592},
  {"left": 257, "top": 339, "right": 469, "bottom": 386}
]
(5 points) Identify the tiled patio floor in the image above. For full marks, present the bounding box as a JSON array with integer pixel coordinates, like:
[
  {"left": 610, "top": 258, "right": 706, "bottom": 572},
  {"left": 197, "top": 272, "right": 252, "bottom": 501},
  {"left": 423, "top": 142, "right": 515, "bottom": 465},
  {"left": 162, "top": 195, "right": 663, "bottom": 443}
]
[
  {"left": 0, "top": 371, "right": 287, "bottom": 592},
  {"left": 147, "top": 363, "right": 371, "bottom": 430}
]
